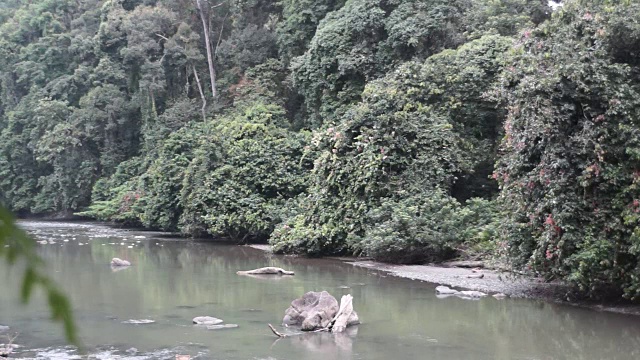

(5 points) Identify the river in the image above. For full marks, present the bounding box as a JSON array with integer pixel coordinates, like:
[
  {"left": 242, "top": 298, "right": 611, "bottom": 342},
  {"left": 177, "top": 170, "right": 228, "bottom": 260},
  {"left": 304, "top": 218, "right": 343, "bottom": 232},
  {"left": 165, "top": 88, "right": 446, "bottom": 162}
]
[{"left": 1, "top": 221, "right": 640, "bottom": 359}]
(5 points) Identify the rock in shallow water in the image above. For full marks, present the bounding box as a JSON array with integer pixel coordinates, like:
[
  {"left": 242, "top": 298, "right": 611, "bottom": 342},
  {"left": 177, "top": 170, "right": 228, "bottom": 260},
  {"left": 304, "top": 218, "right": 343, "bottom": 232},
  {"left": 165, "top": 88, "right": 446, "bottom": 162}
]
[
  {"left": 435, "top": 286, "right": 488, "bottom": 299},
  {"left": 111, "top": 257, "right": 131, "bottom": 267},
  {"left": 193, "top": 316, "right": 223, "bottom": 325},
  {"left": 435, "top": 286, "right": 458, "bottom": 295},
  {"left": 282, "top": 291, "right": 359, "bottom": 331},
  {"left": 0, "top": 325, "right": 9, "bottom": 332}
]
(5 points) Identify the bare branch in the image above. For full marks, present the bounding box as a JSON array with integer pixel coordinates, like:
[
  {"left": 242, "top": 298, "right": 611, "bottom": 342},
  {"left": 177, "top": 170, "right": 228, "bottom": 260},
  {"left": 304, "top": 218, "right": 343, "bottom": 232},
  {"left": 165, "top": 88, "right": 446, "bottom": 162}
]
[
  {"left": 192, "top": 65, "right": 207, "bottom": 122},
  {"left": 214, "top": 11, "right": 230, "bottom": 56},
  {"left": 268, "top": 324, "right": 287, "bottom": 337},
  {"left": 155, "top": 33, "right": 170, "bottom": 41}
]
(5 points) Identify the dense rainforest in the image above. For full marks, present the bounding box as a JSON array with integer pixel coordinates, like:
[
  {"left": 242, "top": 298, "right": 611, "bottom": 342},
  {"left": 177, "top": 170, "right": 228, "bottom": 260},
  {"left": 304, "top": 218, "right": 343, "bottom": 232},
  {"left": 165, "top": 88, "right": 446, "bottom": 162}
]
[{"left": 1, "top": 0, "right": 639, "bottom": 300}]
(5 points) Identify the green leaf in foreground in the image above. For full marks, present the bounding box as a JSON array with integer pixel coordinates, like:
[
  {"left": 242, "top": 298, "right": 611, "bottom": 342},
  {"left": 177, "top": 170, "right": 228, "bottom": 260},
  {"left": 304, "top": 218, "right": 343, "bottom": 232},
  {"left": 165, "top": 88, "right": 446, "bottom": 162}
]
[{"left": 0, "top": 206, "right": 78, "bottom": 345}]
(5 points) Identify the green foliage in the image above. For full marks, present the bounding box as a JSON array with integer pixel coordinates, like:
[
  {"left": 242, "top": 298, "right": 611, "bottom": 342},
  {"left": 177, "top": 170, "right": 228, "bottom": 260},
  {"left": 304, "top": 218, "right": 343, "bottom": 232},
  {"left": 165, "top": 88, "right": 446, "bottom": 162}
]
[
  {"left": 290, "top": 0, "right": 525, "bottom": 127},
  {"left": 179, "top": 103, "right": 311, "bottom": 240},
  {"left": 0, "top": 207, "right": 77, "bottom": 344},
  {"left": 359, "top": 189, "right": 461, "bottom": 263},
  {"left": 495, "top": 1, "right": 640, "bottom": 299},
  {"left": 276, "top": 0, "right": 346, "bottom": 61},
  {"left": 271, "top": 35, "right": 512, "bottom": 262}
]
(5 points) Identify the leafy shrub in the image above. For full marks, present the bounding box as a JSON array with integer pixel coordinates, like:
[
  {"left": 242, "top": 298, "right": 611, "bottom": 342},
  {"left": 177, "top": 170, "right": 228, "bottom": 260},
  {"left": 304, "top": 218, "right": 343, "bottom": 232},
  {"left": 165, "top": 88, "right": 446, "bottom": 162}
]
[
  {"left": 358, "top": 189, "right": 461, "bottom": 263},
  {"left": 179, "top": 103, "right": 311, "bottom": 241},
  {"left": 271, "top": 36, "right": 512, "bottom": 262}
]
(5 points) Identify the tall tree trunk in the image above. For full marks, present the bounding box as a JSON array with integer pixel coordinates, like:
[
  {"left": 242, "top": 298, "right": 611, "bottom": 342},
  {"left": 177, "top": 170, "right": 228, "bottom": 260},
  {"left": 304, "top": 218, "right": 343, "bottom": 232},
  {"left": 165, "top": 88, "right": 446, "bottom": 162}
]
[
  {"left": 192, "top": 65, "right": 207, "bottom": 122},
  {"left": 195, "top": 0, "right": 217, "bottom": 99}
]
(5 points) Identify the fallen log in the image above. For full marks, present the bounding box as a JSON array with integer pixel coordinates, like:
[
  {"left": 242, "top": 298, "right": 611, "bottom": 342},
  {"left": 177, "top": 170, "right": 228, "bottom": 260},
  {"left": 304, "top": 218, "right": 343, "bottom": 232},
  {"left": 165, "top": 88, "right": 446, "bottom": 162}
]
[{"left": 237, "top": 267, "right": 294, "bottom": 276}]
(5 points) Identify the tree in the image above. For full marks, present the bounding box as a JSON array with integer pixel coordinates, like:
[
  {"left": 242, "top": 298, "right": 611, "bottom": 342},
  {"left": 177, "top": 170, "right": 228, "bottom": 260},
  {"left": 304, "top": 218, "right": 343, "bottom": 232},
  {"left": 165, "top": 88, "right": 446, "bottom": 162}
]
[
  {"left": 195, "top": 0, "right": 217, "bottom": 99},
  {"left": 495, "top": 1, "right": 640, "bottom": 299}
]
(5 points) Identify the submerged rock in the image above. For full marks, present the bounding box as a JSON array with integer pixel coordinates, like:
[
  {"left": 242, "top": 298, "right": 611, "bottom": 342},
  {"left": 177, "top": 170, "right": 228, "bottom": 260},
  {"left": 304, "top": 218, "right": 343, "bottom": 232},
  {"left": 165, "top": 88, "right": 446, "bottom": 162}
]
[
  {"left": 283, "top": 291, "right": 359, "bottom": 331},
  {"left": 122, "top": 319, "right": 155, "bottom": 324},
  {"left": 111, "top": 258, "right": 131, "bottom": 267},
  {"left": 206, "top": 324, "right": 238, "bottom": 330},
  {"left": 193, "top": 316, "right": 223, "bottom": 326},
  {"left": 237, "top": 267, "right": 294, "bottom": 276}
]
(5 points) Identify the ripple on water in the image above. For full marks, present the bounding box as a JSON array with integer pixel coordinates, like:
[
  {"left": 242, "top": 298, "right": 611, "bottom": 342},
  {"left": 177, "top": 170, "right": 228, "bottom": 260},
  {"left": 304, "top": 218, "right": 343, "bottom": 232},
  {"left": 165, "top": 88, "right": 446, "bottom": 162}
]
[{"left": 13, "top": 345, "right": 210, "bottom": 360}]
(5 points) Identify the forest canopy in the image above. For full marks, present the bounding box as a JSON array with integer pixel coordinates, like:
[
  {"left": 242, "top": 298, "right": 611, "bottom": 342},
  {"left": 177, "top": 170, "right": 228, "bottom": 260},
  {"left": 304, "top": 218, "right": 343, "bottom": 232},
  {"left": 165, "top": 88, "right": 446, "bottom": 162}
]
[{"left": 1, "top": 0, "right": 640, "bottom": 300}]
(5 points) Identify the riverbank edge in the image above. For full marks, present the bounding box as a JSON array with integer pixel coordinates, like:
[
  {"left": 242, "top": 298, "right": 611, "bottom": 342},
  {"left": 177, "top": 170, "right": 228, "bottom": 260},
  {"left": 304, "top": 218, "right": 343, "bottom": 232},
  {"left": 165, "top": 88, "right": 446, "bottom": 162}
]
[{"left": 246, "top": 244, "right": 640, "bottom": 316}]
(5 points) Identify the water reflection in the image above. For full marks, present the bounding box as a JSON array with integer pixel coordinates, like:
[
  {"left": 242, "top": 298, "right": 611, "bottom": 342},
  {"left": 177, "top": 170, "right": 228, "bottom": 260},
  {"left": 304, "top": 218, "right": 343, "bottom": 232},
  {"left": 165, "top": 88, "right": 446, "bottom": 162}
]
[{"left": 0, "top": 221, "right": 638, "bottom": 359}]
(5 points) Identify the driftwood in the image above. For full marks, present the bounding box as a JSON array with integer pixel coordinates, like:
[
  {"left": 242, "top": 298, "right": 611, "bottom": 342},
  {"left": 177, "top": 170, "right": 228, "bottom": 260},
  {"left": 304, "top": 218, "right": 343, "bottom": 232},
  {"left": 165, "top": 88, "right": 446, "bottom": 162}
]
[
  {"left": 268, "top": 324, "right": 288, "bottom": 337},
  {"left": 466, "top": 273, "right": 484, "bottom": 279},
  {"left": 237, "top": 267, "right": 294, "bottom": 276},
  {"left": 330, "top": 295, "right": 356, "bottom": 333},
  {"left": 0, "top": 333, "right": 18, "bottom": 358}
]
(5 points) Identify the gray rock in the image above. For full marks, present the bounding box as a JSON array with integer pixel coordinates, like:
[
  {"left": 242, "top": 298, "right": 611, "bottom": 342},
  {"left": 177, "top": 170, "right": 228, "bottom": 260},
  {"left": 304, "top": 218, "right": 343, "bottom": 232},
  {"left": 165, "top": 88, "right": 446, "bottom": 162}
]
[
  {"left": 193, "top": 316, "right": 223, "bottom": 325},
  {"left": 111, "top": 258, "right": 131, "bottom": 267},
  {"left": 0, "top": 325, "right": 8, "bottom": 332},
  {"left": 435, "top": 286, "right": 458, "bottom": 295},
  {"left": 206, "top": 324, "right": 239, "bottom": 330},
  {"left": 283, "top": 291, "right": 360, "bottom": 331}
]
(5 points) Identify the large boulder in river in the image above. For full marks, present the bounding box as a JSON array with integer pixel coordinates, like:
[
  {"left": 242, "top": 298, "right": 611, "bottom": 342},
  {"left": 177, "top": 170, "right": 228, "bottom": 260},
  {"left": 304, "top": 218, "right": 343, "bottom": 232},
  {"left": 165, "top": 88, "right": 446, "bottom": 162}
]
[
  {"left": 283, "top": 291, "right": 359, "bottom": 331},
  {"left": 111, "top": 258, "right": 131, "bottom": 267}
]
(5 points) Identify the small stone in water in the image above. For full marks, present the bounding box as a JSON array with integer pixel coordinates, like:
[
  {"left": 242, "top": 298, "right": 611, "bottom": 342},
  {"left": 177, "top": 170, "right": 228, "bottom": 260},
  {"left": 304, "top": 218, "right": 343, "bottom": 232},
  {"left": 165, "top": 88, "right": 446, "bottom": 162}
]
[{"left": 128, "top": 246, "right": 133, "bottom": 248}]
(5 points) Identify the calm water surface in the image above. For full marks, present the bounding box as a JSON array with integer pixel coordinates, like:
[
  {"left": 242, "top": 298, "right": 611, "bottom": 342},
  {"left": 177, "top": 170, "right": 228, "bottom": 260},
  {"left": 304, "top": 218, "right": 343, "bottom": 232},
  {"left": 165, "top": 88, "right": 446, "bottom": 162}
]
[{"left": 1, "top": 221, "right": 640, "bottom": 359}]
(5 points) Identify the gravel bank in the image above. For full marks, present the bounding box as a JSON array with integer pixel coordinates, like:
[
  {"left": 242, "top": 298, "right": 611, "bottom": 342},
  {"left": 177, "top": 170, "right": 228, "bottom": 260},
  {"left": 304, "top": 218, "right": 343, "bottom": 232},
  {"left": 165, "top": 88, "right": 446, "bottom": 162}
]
[{"left": 246, "top": 245, "right": 640, "bottom": 315}]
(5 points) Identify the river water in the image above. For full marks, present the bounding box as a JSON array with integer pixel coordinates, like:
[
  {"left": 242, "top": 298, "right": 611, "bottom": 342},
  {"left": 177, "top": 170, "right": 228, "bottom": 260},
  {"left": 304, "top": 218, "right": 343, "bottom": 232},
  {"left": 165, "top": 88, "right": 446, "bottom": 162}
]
[{"left": 1, "top": 221, "right": 640, "bottom": 359}]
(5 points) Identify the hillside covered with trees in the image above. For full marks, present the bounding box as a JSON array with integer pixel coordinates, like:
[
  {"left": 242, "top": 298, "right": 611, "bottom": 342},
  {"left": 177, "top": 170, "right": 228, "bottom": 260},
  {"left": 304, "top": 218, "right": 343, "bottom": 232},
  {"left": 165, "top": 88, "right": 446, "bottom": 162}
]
[{"left": 1, "top": 0, "right": 640, "bottom": 300}]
